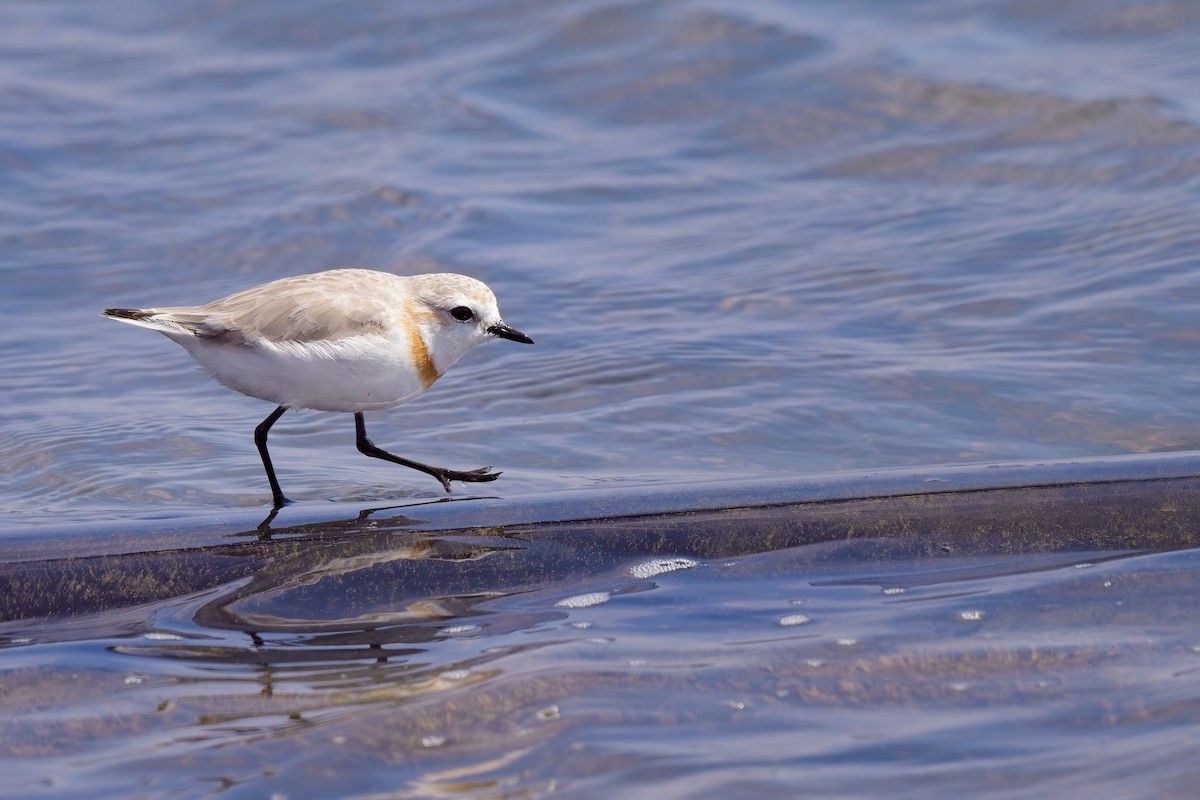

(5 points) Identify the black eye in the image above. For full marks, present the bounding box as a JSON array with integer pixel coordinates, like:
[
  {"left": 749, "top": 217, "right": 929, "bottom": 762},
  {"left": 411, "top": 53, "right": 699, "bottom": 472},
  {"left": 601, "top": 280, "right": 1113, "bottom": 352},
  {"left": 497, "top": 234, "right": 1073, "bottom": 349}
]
[{"left": 449, "top": 306, "right": 474, "bottom": 322}]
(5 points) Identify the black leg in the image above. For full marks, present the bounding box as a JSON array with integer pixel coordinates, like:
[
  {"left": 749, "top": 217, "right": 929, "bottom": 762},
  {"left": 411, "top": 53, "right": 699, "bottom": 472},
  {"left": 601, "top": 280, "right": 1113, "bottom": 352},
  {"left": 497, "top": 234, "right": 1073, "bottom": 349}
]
[
  {"left": 254, "top": 405, "right": 290, "bottom": 507},
  {"left": 353, "top": 412, "right": 499, "bottom": 492}
]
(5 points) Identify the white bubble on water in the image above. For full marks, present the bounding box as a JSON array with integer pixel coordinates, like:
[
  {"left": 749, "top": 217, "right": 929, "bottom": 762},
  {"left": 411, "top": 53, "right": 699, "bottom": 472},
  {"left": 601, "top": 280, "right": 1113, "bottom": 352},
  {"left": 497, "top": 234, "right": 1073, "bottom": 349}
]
[
  {"left": 630, "top": 558, "right": 697, "bottom": 578},
  {"left": 557, "top": 592, "right": 611, "bottom": 608}
]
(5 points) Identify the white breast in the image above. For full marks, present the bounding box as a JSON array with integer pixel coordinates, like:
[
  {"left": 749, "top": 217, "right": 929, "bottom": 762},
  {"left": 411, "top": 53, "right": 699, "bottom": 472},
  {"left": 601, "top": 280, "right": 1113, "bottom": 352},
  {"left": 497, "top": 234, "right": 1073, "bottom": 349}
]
[{"left": 180, "top": 332, "right": 433, "bottom": 412}]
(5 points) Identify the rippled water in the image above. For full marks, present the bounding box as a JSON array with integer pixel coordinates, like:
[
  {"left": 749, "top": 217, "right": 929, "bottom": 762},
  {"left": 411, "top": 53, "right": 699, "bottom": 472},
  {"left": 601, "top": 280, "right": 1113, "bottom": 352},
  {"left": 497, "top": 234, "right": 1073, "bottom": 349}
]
[
  {"left": 4, "top": 0, "right": 1200, "bottom": 526},
  {"left": 4, "top": 0, "right": 1200, "bottom": 796}
]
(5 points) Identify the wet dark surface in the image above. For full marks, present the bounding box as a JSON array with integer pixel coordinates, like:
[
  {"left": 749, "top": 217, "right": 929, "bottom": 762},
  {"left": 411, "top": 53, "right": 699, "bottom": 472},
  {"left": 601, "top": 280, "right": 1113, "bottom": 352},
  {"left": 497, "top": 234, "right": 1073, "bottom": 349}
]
[{"left": 7, "top": 459, "right": 1200, "bottom": 624}]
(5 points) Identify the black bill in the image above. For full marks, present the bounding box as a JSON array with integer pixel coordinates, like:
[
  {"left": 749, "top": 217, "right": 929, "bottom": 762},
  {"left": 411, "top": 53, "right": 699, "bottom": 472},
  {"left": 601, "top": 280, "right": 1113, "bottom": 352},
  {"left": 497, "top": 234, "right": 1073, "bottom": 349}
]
[{"left": 489, "top": 322, "right": 534, "bottom": 344}]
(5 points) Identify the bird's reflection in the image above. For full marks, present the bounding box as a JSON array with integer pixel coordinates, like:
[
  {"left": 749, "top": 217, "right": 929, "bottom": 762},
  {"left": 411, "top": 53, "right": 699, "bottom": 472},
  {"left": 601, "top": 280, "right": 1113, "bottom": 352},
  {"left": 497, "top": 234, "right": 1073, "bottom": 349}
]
[
  {"left": 108, "top": 502, "right": 563, "bottom": 707},
  {"left": 0, "top": 496, "right": 511, "bottom": 627},
  {"left": 252, "top": 494, "right": 499, "bottom": 538}
]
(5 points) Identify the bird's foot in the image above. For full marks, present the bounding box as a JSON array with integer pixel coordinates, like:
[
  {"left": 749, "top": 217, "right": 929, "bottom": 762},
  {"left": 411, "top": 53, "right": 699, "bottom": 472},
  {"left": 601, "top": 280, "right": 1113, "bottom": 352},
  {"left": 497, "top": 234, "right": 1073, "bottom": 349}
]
[{"left": 431, "top": 466, "right": 501, "bottom": 492}]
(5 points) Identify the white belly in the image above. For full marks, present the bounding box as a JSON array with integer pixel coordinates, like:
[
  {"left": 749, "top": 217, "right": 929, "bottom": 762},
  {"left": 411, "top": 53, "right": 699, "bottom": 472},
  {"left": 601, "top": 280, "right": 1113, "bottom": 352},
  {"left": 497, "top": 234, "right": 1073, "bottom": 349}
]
[{"left": 180, "top": 334, "right": 432, "bottom": 412}]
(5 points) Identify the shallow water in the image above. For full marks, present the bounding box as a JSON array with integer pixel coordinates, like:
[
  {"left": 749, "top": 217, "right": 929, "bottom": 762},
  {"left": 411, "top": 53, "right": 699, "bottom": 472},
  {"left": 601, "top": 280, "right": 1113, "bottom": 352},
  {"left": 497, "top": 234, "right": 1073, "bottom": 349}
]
[{"left": 4, "top": 0, "right": 1200, "bottom": 796}]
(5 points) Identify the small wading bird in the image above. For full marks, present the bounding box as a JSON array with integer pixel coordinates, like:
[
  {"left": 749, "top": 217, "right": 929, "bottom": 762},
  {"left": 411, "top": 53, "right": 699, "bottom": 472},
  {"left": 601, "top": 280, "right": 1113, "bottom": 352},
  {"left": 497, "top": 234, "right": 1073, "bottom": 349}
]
[{"left": 103, "top": 269, "right": 533, "bottom": 507}]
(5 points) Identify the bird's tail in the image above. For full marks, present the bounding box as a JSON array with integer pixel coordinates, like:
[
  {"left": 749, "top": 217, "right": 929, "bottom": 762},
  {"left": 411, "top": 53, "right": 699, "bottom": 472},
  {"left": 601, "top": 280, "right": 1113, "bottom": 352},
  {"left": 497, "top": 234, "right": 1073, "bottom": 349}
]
[
  {"left": 102, "top": 306, "right": 220, "bottom": 338},
  {"left": 102, "top": 307, "right": 154, "bottom": 322}
]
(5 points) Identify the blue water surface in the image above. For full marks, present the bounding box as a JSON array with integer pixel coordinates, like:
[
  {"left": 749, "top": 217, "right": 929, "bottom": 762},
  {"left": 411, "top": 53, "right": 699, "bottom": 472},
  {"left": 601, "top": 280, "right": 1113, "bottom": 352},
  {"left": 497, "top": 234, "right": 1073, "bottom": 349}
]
[{"left": 4, "top": 1, "right": 1200, "bottom": 797}]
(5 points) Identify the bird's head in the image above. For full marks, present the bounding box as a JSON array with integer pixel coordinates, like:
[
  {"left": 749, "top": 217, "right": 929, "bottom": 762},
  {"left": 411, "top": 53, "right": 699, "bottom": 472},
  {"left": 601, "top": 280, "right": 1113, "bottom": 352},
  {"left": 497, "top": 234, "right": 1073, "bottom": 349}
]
[{"left": 409, "top": 273, "right": 533, "bottom": 373}]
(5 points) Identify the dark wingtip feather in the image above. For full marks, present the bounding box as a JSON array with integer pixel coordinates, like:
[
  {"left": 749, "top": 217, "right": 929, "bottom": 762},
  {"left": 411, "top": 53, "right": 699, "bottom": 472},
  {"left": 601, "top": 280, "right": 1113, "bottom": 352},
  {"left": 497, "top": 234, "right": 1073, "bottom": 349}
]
[{"left": 102, "top": 307, "right": 150, "bottom": 320}]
